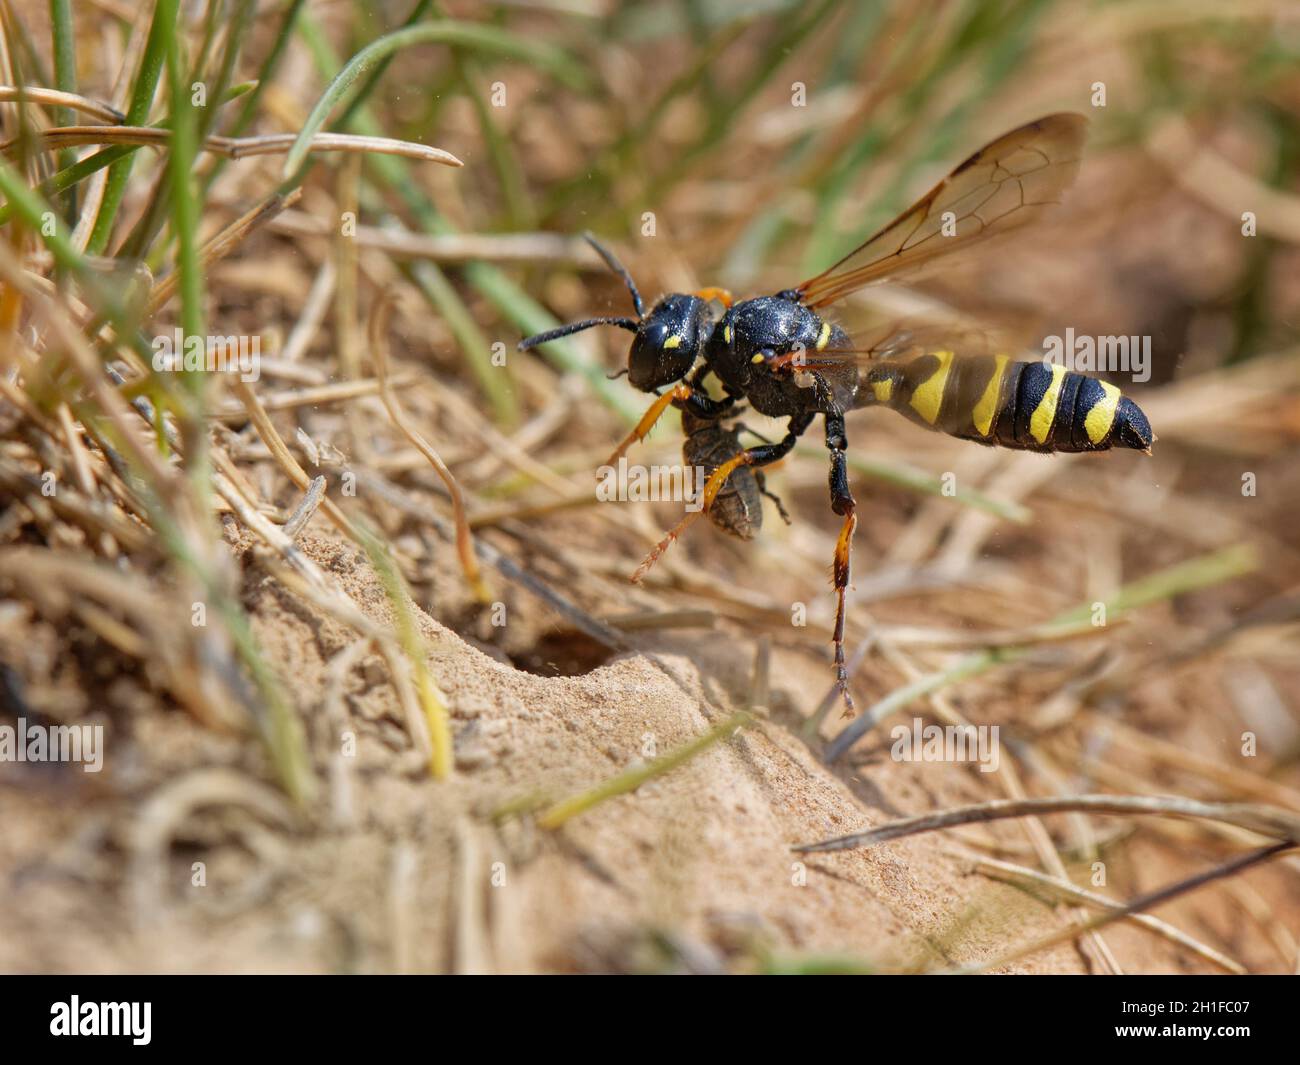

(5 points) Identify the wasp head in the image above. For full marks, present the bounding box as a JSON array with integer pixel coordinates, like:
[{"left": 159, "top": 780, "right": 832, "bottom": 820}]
[
  {"left": 627, "top": 294, "right": 710, "bottom": 391},
  {"left": 517, "top": 235, "right": 714, "bottom": 395}
]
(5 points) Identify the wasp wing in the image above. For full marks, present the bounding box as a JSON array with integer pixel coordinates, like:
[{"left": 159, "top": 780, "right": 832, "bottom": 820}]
[
  {"left": 764, "top": 319, "right": 1013, "bottom": 417},
  {"left": 766, "top": 318, "right": 1020, "bottom": 419},
  {"left": 773, "top": 320, "right": 1016, "bottom": 374},
  {"left": 793, "top": 114, "right": 1087, "bottom": 310}
]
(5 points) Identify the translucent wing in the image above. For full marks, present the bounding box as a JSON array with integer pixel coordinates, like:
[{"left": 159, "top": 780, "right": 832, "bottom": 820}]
[
  {"left": 762, "top": 318, "right": 1020, "bottom": 418},
  {"left": 767, "top": 319, "right": 1017, "bottom": 375},
  {"left": 793, "top": 114, "right": 1088, "bottom": 310}
]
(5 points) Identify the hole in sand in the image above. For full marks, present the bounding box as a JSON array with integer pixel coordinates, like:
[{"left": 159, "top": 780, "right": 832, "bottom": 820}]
[{"left": 509, "top": 628, "right": 616, "bottom": 677}]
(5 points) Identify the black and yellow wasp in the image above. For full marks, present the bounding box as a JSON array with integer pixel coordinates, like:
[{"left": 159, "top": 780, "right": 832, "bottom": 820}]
[{"left": 520, "top": 113, "right": 1154, "bottom": 714}]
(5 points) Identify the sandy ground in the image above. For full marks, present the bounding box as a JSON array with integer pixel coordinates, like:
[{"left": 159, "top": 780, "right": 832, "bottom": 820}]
[{"left": 2, "top": 488, "right": 1296, "bottom": 974}]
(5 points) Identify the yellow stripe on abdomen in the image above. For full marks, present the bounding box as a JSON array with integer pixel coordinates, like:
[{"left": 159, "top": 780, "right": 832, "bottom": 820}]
[
  {"left": 1029, "top": 364, "right": 1067, "bottom": 444},
  {"left": 909, "top": 350, "right": 953, "bottom": 425},
  {"left": 971, "top": 354, "right": 1009, "bottom": 437},
  {"left": 1084, "top": 380, "right": 1122, "bottom": 444}
]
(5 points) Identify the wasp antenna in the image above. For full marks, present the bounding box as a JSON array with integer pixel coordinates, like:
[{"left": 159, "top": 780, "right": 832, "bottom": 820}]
[
  {"left": 605, "top": 367, "right": 629, "bottom": 381},
  {"left": 582, "top": 231, "right": 645, "bottom": 320},
  {"left": 517, "top": 316, "right": 639, "bottom": 351}
]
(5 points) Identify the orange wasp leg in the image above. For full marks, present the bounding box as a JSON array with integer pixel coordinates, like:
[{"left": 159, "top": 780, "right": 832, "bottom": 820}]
[
  {"left": 604, "top": 384, "right": 694, "bottom": 467},
  {"left": 831, "top": 508, "right": 858, "bottom": 717},
  {"left": 630, "top": 450, "right": 751, "bottom": 583},
  {"left": 631, "top": 510, "right": 705, "bottom": 584},
  {"left": 631, "top": 414, "right": 814, "bottom": 582}
]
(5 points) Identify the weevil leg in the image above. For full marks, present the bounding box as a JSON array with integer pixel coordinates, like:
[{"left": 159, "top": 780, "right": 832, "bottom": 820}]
[
  {"left": 825, "top": 413, "right": 858, "bottom": 716},
  {"left": 754, "top": 471, "right": 792, "bottom": 525}
]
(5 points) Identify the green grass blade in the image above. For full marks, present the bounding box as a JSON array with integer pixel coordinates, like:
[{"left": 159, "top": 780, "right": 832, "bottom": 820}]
[
  {"left": 283, "top": 19, "right": 587, "bottom": 178},
  {"left": 48, "top": 0, "right": 76, "bottom": 181},
  {"left": 86, "top": 0, "right": 180, "bottom": 254}
]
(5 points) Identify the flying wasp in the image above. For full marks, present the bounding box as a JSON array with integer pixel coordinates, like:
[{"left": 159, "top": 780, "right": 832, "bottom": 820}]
[{"left": 519, "top": 114, "right": 1154, "bottom": 714}]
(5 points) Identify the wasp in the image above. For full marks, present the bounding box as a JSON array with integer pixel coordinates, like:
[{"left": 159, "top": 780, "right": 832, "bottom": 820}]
[{"left": 519, "top": 114, "right": 1154, "bottom": 714}]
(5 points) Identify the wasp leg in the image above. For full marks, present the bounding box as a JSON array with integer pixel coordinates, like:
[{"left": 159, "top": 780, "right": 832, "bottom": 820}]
[
  {"left": 688, "top": 362, "right": 744, "bottom": 407},
  {"left": 632, "top": 412, "right": 814, "bottom": 582},
  {"left": 825, "top": 413, "right": 858, "bottom": 717},
  {"left": 604, "top": 384, "right": 733, "bottom": 466},
  {"left": 755, "top": 471, "right": 792, "bottom": 525},
  {"left": 606, "top": 385, "right": 690, "bottom": 466},
  {"left": 694, "top": 287, "right": 733, "bottom": 308},
  {"left": 631, "top": 510, "right": 705, "bottom": 584}
]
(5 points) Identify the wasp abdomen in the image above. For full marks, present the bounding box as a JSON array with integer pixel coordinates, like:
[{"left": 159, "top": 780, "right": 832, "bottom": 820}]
[{"left": 862, "top": 353, "right": 1153, "bottom": 453}]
